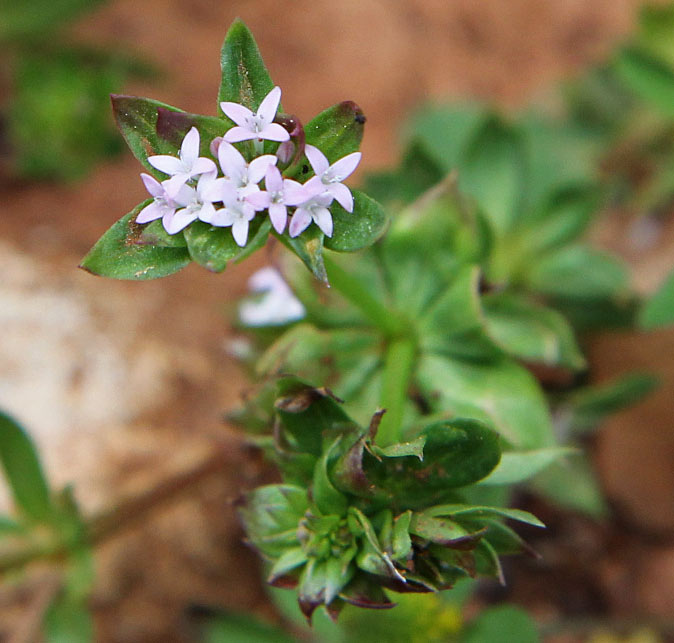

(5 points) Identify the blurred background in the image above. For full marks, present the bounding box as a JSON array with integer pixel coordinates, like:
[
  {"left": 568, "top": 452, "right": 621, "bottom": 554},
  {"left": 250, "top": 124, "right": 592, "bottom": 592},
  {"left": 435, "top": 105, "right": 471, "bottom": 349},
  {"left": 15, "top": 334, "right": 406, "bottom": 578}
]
[{"left": 1, "top": 1, "right": 674, "bottom": 641}]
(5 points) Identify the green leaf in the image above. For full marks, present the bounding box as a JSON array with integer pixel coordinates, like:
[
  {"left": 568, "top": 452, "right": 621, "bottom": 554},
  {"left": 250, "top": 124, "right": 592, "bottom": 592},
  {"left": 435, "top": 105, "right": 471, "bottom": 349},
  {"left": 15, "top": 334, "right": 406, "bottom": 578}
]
[
  {"left": 137, "top": 220, "right": 187, "bottom": 248},
  {"left": 640, "top": 268, "right": 674, "bottom": 329},
  {"left": 615, "top": 46, "right": 674, "bottom": 117},
  {"left": 44, "top": 597, "right": 94, "bottom": 643},
  {"left": 334, "top": 418, "right": 501, "bottom": 509},
  {"left": 462, "top": 605, "right": 540, "bottom": 643},
  {"left": 0, "top": 412, "right": 52, "bottom": 521},
  {"left": 371, "top": 436, "right": 426, "bottom": 460},
  {"left": 459, "top": 115, "right": 526, "bottom": 234},
  {"left": 0, "top": 515, "right": 24, "bottom": 534},
  {"left": 563, "top": 373, "right": 659, "bottom": 434},
  {"left": 202, "top": 611, "right": 295, "bottom": 643},
  {"left": 425, "top": 504, "right": 544, "bottom": 528},
  {"left": 417, "top": 354, "right": 555, "bottom": 449},
  {"left": 111, "top": 95, "right": 183, "bottom": 173},
  {"left": 482, "top": 293, "right": 586, "bottom": 370},
  {"left": 183, "top": 222, "right": 241, "bottom": 273},
  {"left": 526, "top": 245, "right": 629, "bottom": 300},
  {"left": 80, "top": 207, "right": 191, "bottom": 280},
  {"left": 312, "top": 438, "right": 349, "bottom": 516},
  {"left": 303, "top": 101, "right": 365, "bottom": 165},
  {"left": 323, "top": 190, "right": 388, "bottom": 253},
  {"left": 478, "top": 448, "right": 577, "bottom": 486},
  {"left": 276, "top": 227, "right": 328, "bottom": 283},
  {"left": 218, "top": 19, "right": 275, "bottom": 110}
]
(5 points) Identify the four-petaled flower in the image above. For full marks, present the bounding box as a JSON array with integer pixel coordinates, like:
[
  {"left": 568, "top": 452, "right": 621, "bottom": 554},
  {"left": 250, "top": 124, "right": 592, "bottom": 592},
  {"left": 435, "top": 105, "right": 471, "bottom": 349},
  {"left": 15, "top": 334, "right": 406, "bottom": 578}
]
[
  {"left": 215, "top": 141, "right": 277, "bottom": 197},
  {"left": 238, "top": 267, "right": 306, "bottom": 327},
  {"left": 136, "top": 173, "right": 194, "bottom": 234},
  {"left": 147, "top": 127, "right": 216, "bottom": 198},
  {"left": 220, "top": 86, "right": 290, "bottom": 144},
  {"left": 289, "top": 193, "right": 335, "bottom": 238},
  {"left": 209, "top": 184, "right": 257, "bottom": 247},
  {"left": 246, "top": 165, "right": 309, "bottom": 233},
  {"left": 303, "top": 144, "right": 361, "bottom": 213}
]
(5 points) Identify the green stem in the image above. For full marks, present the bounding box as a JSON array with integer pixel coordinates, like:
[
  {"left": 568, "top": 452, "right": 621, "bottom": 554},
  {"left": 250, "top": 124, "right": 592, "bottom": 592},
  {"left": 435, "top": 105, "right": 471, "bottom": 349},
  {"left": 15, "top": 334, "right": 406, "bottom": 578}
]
[
  {"left": 376, "top": 337, "right": 416, "bottom": 448},
  {"left": 324, "top": 254, "right": 406, "bottom": 336}
]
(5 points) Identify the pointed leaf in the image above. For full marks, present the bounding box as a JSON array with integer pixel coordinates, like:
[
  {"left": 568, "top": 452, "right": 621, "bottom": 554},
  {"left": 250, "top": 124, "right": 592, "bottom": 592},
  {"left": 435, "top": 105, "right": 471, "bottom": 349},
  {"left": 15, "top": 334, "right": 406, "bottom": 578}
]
[
  {"left": 276, "top": 227, "right": 327, "bottom": 283},
  {"left": 80, "top": 206, "right": 191, "bottom": 280},
  {"left": 183, "top": 222, "right": 242, "bottom": 273},
  {"left": 312, "top": 438, "right": 348, "bottom": 516},
  {"left": 0, "top": 412, "right": 52, "bottom": 521},
  {"left": 137, "top": 220, "right": 187, "bottom": 248},
  {"left": 640, "top": 268, "right": 674, "bottom": 329},
  {"left": 218, "top": 19, "right": 275, "bottom": 110},
  {"left": 425, "top": 504, "right": 545, "bottom": 528},
  {"left": 323, "top": 190, "right": 388, "bottom": 253}
]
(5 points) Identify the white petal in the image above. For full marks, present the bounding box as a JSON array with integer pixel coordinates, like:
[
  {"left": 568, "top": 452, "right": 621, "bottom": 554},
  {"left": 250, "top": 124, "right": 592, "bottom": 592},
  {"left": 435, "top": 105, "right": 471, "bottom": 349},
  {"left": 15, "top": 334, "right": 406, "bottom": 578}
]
[
  {"left": 248, "top": 155, "right": 278, "bottom": 184},
  {"left": 220, "top": 102, "right": 253, "bottom": 126},
  {"left": 218, "top": 142, "right": 246, "bottom": 181},
  {"left": 304, "top": 144, "right": 329, "bottom": 176},
  {"left": 232, "top": 219, "right": 250, "bottom": 246},
  {"left": 246, "top": 191, "right": 271, "bottom": 210},
  {"left": 162, "top": 173, "right": 191, "bottom": 199},
  {"left": 328, "top": 183, "right": 354, "bottom": 212},
  {"left": 210, "top": 208, "right": 236, "bottom": 227},
  {"left": 223, "top": 127, "right": 257, "bottom": 143},
  {"left": 329, "top": 152, "right": 361, "bottom": 181},
  {"left": 268, "top": 203, "right": 287, "bottom": 233},
  {"left": 289, "top": 209, "right": 312, "bottom": 237},
  {"left": 257, "top": 86, "right": 282, "bottom": 123},
  {"left": 136, "top": 201, "right": 166, "bottom": 224},
  {"left": 148, "top": 155, "right": 184, "bottom": 176},
  {"left": 141, "top": 173, "right": 163, "bottom": 198},
  {"left": 180, "top": 127, "right": 200, "bottom": 165},
  {"left": 209, "top": 136, "right": 223, "bottom": 157},
  {"left": 259, "top": 123, "right": 290, "bottom": 142},
  {"left": 265, "top": 165, "right": 284, "bottom": 193},
  {"left": 191, "top": 157, "right": 217, "bottom": 176},
  {"left": 197, "top": 201, "right": 216, "bottom": 223},
  {"left": 163, "top": 209, "right": 197, "bottom": 234},
  {"left": 313, "top": 207, "right": 333, "bottom": 237}
]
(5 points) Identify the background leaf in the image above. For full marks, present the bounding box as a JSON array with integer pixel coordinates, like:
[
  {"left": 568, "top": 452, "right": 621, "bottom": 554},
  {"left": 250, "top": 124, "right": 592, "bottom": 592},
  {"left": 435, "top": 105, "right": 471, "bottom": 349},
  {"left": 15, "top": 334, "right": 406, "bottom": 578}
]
[
  {"left": 639, "top": 268, "right": 674, "bottom": 329},
  {"left": 0, "top": 412, "right": 52, "bottom": 522},
  {"left": 324, "top": 190, "right": 388, "bottom": 253}
]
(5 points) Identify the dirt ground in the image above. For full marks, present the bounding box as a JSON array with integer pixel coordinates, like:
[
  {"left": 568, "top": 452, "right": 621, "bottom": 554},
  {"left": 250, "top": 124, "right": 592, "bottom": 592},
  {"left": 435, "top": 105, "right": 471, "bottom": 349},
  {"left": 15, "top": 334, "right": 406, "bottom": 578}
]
[{"left": 1, "top": 1, "right": 674, "bottom": 641}]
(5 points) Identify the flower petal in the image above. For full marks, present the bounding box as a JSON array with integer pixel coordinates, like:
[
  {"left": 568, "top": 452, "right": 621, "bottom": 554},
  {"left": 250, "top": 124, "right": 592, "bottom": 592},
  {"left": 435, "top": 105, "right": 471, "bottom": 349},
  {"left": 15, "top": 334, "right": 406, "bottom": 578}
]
[
  {"left": 191, "top": 157, "right": 217, "bottom": 176},
  {"left": 276, "top": 140, "right": 295, "bottom": 164},
  {"left": 180, "top": 127, "right": 200, "bottom": 165},
  {"left": 141, "top": 173, "right": 163, "bottom": 198},
  {"left": 249, "top": 155, "right": 278, "bottom": 184},
  {"left": 259, "top": 123, "right": 290, "bottom": 142},
  {"left": 329, "top": 152, "right": 361, "bottom": 182},
  {"left": 268, "top": 203, "right": 287, "bottom": 233},
  {"left": 304, "top": 144, "right": 330, "bottom": 176},
  {"left": 246, "top": 191, "right": 271, "bottom": 210},
  {"left": 328, "top": 183, "right": 354, "bottom": 212},
  {"left": 224, "top": 127, "right": 257, "bottom": 143},
  {"left": 148, "top": 155, "right": 184, "bottom": 176},
  {"left": 289, "top": 209, "right": 312, "bottom": 238},
  {"left": 232, "top": 218, "right": 250, "bottom": 246},
  {"left": 197, "top": 201, "right": 216, "bottom": 223},
  {"left": 220, "top": 101, "right": 253, "bottom": 126},
  {"left": 257, "top": 86, "right": 282, "bottom": 123},
  {"left": 313, "top": 206, "right": 333, "bottom": 237},
  {"left": 210, "top": 208, "right": 236, "bottom": 227},
  {"left": 162, "top": 173, "right": 191, "bottom": 199},
  {"left": 209, "top": 136, "right": 224, "bottom": 157},
  {"left": 163, "top": 208, "right": 197, "bottom": 234},
  {"left": 136, "top": 201, "right": 166, "bottom": 224},
  {"left": 218, "top": 142, "right": 246, "bottom": 181},
  {"left": 264, "top": 164, "right": 284, "bottom": 193}
]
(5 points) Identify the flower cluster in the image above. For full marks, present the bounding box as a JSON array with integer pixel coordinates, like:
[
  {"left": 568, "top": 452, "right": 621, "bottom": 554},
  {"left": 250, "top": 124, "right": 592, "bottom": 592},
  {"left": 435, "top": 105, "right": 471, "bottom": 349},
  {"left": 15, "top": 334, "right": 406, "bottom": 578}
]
[{"left": 136, "top": 87, "right": 361, "bottom": 246}]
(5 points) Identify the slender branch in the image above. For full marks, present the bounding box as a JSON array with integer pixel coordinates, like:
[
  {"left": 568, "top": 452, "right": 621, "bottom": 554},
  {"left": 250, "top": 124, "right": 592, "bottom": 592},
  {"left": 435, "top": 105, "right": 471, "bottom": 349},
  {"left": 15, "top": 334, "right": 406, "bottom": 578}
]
[
  {"left": 375, "top": 337, "right": 416, "bottom": 447},
  {"left": 323, "top": 254, "right": 407, "bottom": 337},
  {"left": 0, "top": 445, "right": 229, "bottom": 577}
]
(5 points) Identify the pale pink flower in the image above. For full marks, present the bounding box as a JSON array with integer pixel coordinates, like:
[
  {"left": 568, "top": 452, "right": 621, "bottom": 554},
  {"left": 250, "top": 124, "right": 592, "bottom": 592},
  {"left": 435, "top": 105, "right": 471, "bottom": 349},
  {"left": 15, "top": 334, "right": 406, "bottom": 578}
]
[
  {"left": 220, "top": 87, "right": 290, "bottom": 143},
  {"left": 239, "top": 267, "right": 306, "bottom": 327},
  {"left": 147, "top": 127, "right": 216, "bottom": 198},
  {"left": 209, "top": 184, "right": 257, "bottom": 247},
  {"left": 246, "top": 165, "right": 309, "bottom": 234},
  {"left": 136, "top": 173, "right": 194, "bottom": 234},
  {"left": 303, "top": 144, "right": 361, "bottom": 213},
  {"left": 289, "top": 193, "right": 335, "bottom": 238},
  {"left": 212, "top": 141, "right": 277, "bottom": 198}
]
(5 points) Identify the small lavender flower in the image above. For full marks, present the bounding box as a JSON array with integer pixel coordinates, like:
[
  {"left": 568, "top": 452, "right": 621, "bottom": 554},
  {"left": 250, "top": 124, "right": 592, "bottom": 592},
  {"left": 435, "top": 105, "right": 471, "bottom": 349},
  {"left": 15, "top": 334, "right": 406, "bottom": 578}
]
[
  {"left": 246, "top": 165, "right": 309, "bottom": 234},
  {"left": 239, "top": 267, "right": 306, "bottom": 327},
  {"left": 173, "top": 173, "right": 220, "bottom": 229},
  {"left": 213, "top": 141, "right": 277, "bottom": 198},
  {"left": 136, "top": 173, "right": 194, "bottom": 234},
  {"left": 220, "top": 86, "right": 290, "bottom": 144},
  {"left": 147, "top": 127, "right": 216, "bottom": 198},
  {"left": 209, "top": 184, "right": 257, "bottom": 247},
  {"left": 303, "top": 144, "right": 361, "bottom": 213},
  {"left": 289, "top": 193, "right": 335, "bottom": 238}
]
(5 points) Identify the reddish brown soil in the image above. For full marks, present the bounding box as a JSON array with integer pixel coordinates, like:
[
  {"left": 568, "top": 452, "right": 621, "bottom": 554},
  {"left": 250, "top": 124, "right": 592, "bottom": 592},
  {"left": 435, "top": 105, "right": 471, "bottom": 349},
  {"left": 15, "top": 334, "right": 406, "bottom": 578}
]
[{"left": 1, "top": 1, "right": 673, "bottom": 642}]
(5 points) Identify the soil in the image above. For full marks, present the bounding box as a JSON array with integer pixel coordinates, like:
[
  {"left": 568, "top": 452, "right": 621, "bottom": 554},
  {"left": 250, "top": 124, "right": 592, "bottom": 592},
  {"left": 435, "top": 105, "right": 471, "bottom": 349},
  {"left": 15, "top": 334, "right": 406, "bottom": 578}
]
[{"left": 1, "top": 1, "right": 673, "bottom": 642}]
